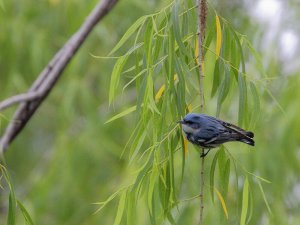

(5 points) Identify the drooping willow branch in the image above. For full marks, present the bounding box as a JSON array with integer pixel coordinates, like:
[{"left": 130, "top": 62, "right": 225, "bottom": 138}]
[
  {"left": 0, "top": 0, "right": 119, "bottom": 152},
  {"left": 197, "top": 0, "right": 207, "bottom": 225}
]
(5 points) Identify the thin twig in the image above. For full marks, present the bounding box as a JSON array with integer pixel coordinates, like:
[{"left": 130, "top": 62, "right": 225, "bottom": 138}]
[
  {"left": 197, "top": 0, "right": 207, "bottom": 225},
  {"left": 0, "top": 0, "right": 119, "bottom": 152},
  {"left": 198, "top": 0, "right": 207, "bottom": 113},
  {"left": 0, "top": 91, "right": 42, "bottom": 111},
  {"left": 199, "top": 151, "right": 205, "bottom": 225}
]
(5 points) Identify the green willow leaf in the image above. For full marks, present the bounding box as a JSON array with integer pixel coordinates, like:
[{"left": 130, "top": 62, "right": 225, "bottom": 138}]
[
  {"left": 158, "top": 174, "right": 166, "bottom": 210},
  {"left": 238, "top": 74, "right": 247, "bottom": 126},
  {"left": 180, "top": 133, "right": 186, "bottom": 186},
  {"left": 230, "top": 26, "right": 245, "bottom": 73},
  {"left": 1, "top": 168, "right": 17, "bottom": 225},
  {"left": 216, "top": 65, "right": 231, "bottom": 117},
  {"left": 136, "top": 75, "right": 148, "bottom": 114},
  {"left": 109, "top": 16, "right": 148, "bottom": 56},
  {"left": 172, "top": 0, "right": 190, "bottom": 58},
  {"left": 223, "top": 159, "right": 231, "bottom": 197},
  {"left": 240, "top": 177, "right": 249, "bottom": 225},
  {"left": 129, "top": 130, "right": 147, "bottom": 164},
  {"left": 164, "top": 164, "right": 171, "bottom": 210},
  {"left": 245, "top": 39, "right": 267, "bottom": 77},
  {"left": 109, "top": 55, "right": 129, "bottom": 104},
  {"left": 126, "top": 191, "right": 136, "bottom": 225},
  {"left": 218, "top": 147, "right": 226, "bottom": 179},
  {"left": 153, "top": 33, "right": 163, "bottom": 61},
  {"left": 167, "top": 212, "right": 176, "bottom": 225},
  {"left": 205, "top": 40, "right": 218, "bottom": 93},
  {"left": 249, "top": 82, "right": 261, "bottom": 126},
  {"left": 151, "top": 16, "right": 159, "bottom": 35},
  {"left": 181, "top": 6, "right": 188, "bottom": 36},
  {"left": 203, "top": 18, "right": 216, "bottom": 56},
  {"left": 169, "top": 139, "right": 177, "bottom": 204},
  {"left": 17, "top": 200, "right": 35, "bottom": 225},
  {"left": 174, "top": 57, "right": 186, "bottom": 116},
  {"left": 168, "top": 26, "right": 175, "bottom": 84},
  {"left": 246, "top": 190, "right": 254, "bottom": 225},
  {"left": 230, "top": 38, "right": 240, "bottom": 80},
  {"left": 113, "top": 191, "right": 127, "bottom": 225},
  {"left": 7, "top": 192, "right": 16, "bottom": 225},
  {"left": 257, "top": 180, "right": 272, "bottom": 214},
  {"left": 148, "top": 163, "right": 158, "bottom": 215},
  {"left": 210, "top": 149, "right": 221, "bottom": 201},
  {"left": 222, "top": 23, "right": 231, "bottom": 60},
  {"left": 105, "top": 105, "right": 137, "bottom": 124},
  {"left": 144, "top": 19, "right": 154, "bottom": 65},
  {"left": 211, "top": 59, "right": 221, "bottom": 97}
]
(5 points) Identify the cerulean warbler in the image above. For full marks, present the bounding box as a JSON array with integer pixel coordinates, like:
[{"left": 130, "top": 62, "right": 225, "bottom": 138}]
[{"left": 179, "top": 113, "right": 255, "bottom": 157}]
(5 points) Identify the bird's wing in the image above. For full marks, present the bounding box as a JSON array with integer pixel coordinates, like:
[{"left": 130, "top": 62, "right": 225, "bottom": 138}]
[
  {"left": 222, "top": 122, "right": 254, "bottom": 138},
  {"left": 204, "top": 115, "right": 254, "bottom": 138},
  {"left": 194, "top": 125, "right": 225, "bottom": 145}
]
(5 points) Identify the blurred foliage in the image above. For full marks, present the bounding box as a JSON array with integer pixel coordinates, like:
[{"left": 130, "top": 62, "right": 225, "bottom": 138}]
[
  {"left": 0, "top": 0, "right": 162, "bottom": 224},
  {"left": 0, "top": 0, "right": 300, "bottom": 225}
]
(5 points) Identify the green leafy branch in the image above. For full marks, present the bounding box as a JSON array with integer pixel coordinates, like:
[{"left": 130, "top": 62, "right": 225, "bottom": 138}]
[{"left": 99, "top": 0, "right": 276, "bottom": 224}]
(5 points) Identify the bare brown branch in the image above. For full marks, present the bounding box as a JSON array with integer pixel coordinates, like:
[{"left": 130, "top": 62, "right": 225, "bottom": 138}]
[
  {"left": 0, "top": 91, "right": 42, "bottom": 111},
  {"left": 0, "top": 0, "right": 119, "bottom": 152}
]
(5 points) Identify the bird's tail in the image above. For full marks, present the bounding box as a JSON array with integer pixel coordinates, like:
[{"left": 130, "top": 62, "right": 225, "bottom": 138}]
[
  {"left": 240, "top": 129, "right": 255, "bottom": 146},
  {"left": 220, "top": 131, "right": 255, "bottom": 146},
  {"left": 245, "top": 131, "right": 254, "bottom": 138},
  {"left": 229, "top": 130, "right": 254, "bottom": 146},
  {"left": 239, "top": 138, "right": 255, "bottom": 146},
  {"left": 230, "top": 129, "right": 254, "bottom": 146}
]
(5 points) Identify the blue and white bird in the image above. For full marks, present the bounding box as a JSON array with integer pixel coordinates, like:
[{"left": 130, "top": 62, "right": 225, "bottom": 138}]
[{"left": 179, "top": 113, "right": 255, "bottom": 157}]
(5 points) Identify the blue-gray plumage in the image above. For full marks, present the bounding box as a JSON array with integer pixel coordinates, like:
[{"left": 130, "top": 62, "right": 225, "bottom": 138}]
[{"left": 179, "top": 113, "right": 254, "bottom": 157}]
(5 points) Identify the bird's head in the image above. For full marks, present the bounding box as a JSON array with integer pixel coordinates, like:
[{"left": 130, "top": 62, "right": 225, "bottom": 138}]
[{"left": 178, "top": 113, "right": 203, "bottom": 134}]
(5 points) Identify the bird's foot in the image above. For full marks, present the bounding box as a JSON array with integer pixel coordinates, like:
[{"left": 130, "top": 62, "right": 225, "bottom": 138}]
[{"left": 200, "top": 149, "right": 211, "bottom": 158}]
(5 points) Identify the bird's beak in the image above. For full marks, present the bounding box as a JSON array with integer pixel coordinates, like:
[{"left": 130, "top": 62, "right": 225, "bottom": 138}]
[{"left": 177, "top": 120, "right": 184, "bottom": 124}]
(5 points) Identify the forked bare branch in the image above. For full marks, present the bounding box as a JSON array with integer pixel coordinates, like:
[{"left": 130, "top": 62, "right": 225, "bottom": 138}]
[{"left": 0, "top": 0, "right": 119, "bottom": 152}]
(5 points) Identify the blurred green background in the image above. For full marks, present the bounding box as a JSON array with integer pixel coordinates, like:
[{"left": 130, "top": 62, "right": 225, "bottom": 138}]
[{"left": 1, "top": 0, "right": 300, "bottom": 224}]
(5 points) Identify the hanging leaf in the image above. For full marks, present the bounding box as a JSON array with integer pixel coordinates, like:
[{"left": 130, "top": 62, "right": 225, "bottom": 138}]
[
  {"left": 17, "top": 200, "right": 35, "bottom": 225},
  {"left": 109, "top": 55, "right": 129, "bottom": 104},
  {"left": 109, "top": 16, "right": 148, "bottom": 56},
  {"left": 113, "top": 191, "right": 127, "bottom": 225},
  {"left": 215, "top": 187, "right": 229, "bottom": 219},
  {"left": 126, "top": 191, "right": 136, "bottom": 225},
  {"left": 223, "top": 159, "right": 231, "bottom": 197},
  {"left": 155, "top": 84, "right": 166, "bottom": 102},
  {"left": 230, "top": 26, "right": 245, "bottom": 73},
  {"left": 249, "top": 82, "right": 261, "bottom": 126},
  {"left": 148, "top": 163, "right": 158, "bottom": 215},
  {"left": 172, "top": 0, "right": 190, "bottom": 58},
  {"left": 257, "top": 180, "right": 272, "bottom": 215},
  {"left": 210, "top": 149, "right": 221, "bottom": 201},
  {"left": 7, "top": 192, "right": 16, "bottom": 225},
  {"left": 195, "top": 38, "right": 199, "bottom": 64},
  {"left": 211, "top": 59, "right": 221, "bottom": 97},
  {"left": 238, "top": 74, "right": 247, "bottom": 126},
  {"left": 215, "top": 15, "right": 222, "bottom": 59},
  {"left": 240, "top": 177, "right": 249, "bottom": 225},
  {"left": 216, "top": 65, "right": 231, "bottom": 117},
  {"left": 105, "top": 105, "right": 137, "bottom": 124}
]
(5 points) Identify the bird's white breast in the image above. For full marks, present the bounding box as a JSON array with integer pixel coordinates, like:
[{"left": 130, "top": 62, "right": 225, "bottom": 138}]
[{"left": 182, "top": 124, "right": 200, "bottom": 134}]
